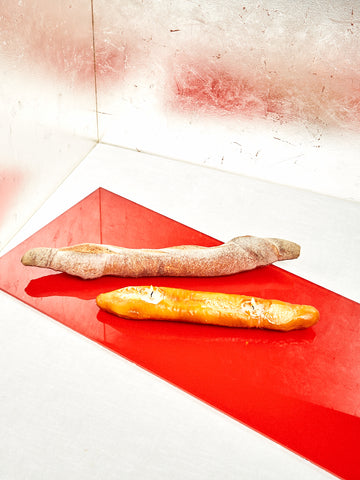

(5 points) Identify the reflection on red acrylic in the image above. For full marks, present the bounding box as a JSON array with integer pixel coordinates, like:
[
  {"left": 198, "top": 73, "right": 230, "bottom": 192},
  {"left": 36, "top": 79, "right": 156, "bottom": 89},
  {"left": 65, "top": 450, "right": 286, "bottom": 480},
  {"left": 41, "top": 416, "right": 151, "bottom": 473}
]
[{"left": 1, "top": 188, "right": 359, "bottom": 480}]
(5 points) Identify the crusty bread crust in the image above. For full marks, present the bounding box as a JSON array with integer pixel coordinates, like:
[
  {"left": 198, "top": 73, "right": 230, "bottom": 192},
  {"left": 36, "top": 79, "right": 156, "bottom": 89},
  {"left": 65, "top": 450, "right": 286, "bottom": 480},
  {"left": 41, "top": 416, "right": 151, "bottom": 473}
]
[{"left": 21, "top": 235, "right": 300, "bottom": 280}]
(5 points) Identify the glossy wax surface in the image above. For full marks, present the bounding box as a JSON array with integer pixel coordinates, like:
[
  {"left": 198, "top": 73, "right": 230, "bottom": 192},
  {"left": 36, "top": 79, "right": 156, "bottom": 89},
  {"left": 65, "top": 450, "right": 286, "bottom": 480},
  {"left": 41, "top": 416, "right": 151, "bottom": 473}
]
[
  {"left": 0, "top": 188, "right": 359, "bottom": 480},
  {"left": 96, "top": 286, "right": 319, "bottom": 331}
]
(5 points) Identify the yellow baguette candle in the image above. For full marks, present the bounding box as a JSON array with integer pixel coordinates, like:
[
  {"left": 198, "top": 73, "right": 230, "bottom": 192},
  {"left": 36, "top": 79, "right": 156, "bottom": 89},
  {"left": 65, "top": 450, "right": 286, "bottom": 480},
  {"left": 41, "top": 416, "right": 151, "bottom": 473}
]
[{"left": 96, "top": 286, "right": 319, "bottom": 331}]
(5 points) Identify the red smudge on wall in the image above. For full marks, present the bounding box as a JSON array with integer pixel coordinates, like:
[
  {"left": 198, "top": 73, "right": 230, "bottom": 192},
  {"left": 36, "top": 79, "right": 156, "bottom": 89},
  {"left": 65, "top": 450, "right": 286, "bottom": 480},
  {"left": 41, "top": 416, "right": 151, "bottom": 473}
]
[
  {"left": 174, "top": 68, "right": 268, "bottom": 116},
  {"left": 33, "top": 35, "right": 127, "bottom": 85},
  {"left": 171, "top": 60, "right": 360, "bottom": 126},
  {"left": 0, "top": 2, "right": 127, "bottom": 86},
  {"left": 2, "top": 2, "right": 360, "bottom": 127}
]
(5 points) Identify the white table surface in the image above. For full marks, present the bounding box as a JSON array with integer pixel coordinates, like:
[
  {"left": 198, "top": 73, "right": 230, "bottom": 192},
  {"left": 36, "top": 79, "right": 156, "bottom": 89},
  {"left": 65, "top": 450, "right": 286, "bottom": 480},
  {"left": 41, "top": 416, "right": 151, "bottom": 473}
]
[{"left": 1, "top": 143, "right": 359, "bottom": 479}]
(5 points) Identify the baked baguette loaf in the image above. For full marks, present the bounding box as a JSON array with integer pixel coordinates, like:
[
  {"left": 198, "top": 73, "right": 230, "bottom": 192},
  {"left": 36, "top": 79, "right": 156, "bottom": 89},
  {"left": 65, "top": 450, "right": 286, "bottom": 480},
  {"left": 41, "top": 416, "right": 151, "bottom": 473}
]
[
  {"left": 96, "top": 285, "right": 319, "bottom": 331},
  {"left": 21, "top": 235, "right": 300, "bottom": 280}
]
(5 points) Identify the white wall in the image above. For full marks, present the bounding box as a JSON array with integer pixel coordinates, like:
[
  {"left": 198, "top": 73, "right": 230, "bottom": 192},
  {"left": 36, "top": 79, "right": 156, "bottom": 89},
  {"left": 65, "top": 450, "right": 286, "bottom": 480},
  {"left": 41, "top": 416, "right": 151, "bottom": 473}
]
[
  {"left": 0, "top": 0, "right": 97, "bottom": 250},
  {"left": 1, "top": 0, "right": 359, "bottom": 253},
  {"left": 93, "top": 0, "right": 360, "bottom": 201}
]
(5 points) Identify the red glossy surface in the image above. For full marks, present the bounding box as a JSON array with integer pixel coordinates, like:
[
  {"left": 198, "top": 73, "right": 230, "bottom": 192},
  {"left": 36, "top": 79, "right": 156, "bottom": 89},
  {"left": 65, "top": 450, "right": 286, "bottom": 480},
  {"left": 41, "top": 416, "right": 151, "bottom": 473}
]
[{"left": 1, "top": 188, "right": 359, "bottom": 480}]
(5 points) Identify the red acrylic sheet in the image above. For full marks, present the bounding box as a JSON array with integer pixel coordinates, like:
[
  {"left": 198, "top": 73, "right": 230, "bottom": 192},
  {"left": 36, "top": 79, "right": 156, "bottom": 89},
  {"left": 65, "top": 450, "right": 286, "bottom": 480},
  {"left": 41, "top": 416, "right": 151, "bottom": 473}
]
[{"left": 0, "top": 188, "right": 359, "bottom": 480}]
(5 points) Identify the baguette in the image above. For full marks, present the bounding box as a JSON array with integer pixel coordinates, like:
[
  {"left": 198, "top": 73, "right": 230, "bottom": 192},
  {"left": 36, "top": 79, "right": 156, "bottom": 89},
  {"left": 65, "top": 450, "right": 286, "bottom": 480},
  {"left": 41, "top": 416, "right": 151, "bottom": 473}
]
[
  {"left": 21, "top": 235, "right": 300, "bottom": 280},
  {"left": 96, "top": 286, "right": 319, "bottom": 331}
]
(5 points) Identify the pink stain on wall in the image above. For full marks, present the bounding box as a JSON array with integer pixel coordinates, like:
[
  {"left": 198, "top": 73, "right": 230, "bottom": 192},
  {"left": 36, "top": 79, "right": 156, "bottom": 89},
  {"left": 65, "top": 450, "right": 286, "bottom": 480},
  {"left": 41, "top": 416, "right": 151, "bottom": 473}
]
[
  {"left": 0, "top": 2, "right": 127, "bottom": 86},
  {"left": 174, "top": 67, "right": 268, "bottom": 117},
  {"left": 2, "top": 1, "right": 360, "bottom": 128},
  {"left": 171, "top": 59, "right": 360, "bottom": 126}
]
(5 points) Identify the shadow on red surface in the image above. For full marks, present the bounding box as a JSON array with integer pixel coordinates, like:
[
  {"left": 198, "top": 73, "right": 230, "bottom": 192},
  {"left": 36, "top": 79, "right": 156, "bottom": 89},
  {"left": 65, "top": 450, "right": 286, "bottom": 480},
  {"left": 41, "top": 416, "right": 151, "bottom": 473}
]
[{"left": 0, "top": 187, "right": 359, "bottom": 480}]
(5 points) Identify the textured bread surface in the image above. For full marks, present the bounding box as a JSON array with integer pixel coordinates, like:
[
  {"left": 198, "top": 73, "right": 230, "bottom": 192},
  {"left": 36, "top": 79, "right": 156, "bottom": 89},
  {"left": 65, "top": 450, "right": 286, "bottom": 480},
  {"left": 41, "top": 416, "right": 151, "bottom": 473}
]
[{"left": 21, "top": 235, "right": 300, "bottom": 280}]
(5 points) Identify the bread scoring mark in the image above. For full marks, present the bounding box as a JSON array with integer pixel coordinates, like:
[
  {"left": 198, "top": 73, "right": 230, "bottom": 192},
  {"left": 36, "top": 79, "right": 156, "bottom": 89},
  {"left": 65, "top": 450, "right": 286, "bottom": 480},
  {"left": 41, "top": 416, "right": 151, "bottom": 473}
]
[
  {"left": 269, "top": 241, "right": 280, "bottom": 257},
  {"left": 60, "top": 244, "right": 115, "bottom": 254}
]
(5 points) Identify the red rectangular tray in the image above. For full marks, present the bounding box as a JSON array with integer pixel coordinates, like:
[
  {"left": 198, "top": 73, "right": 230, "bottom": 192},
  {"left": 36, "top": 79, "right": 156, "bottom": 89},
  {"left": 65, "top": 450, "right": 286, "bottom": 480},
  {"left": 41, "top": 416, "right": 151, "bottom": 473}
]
[{"left": 1, "top": 188, "right": 359, "bottom": 480}]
